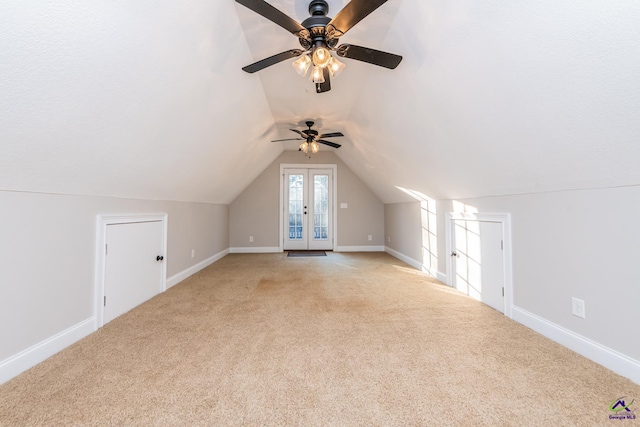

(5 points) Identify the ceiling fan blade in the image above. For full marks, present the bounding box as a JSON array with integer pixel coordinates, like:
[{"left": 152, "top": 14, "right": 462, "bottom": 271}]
[
  {"left": 326, "top": 0, "right": 387, "bottom": 37},
  {"left": 318, "top": 132, "right": 344, "bottom": 138},
  {"left": 317, "top": 139, "right": 342, "bottom": 149},
  {"left": 235, "top": 0, "right": 309, "bottom": 38},
  {"left": 271, "top": 138, "right": 304, "bottom": 142},
  {"left": 336, "top": 44, "right": 402, "bottom": 69},
  {"left": 289, "top": 129, "right": 306, "bottom": 137},
  {"left": 242, "top": 49, "right": 304, "bottom": 73},
  {"left": 315, "top": 67, "right": 331, "bottom": 93}
]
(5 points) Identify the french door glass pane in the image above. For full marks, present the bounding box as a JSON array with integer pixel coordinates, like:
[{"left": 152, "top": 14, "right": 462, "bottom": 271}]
[
  {"left": 289, "top": 175, "right": 304, "bottom": 240},
  {"left": 313, "top": 175, "right": 329, "bottom": 240}
]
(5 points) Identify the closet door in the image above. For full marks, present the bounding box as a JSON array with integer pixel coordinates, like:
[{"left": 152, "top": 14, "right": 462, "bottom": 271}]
[{"left": 104, "top": 220, "right": 164, "bottom": 324}]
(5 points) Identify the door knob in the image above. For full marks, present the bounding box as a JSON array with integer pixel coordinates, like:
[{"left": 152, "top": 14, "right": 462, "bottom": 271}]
[
  {"left": 156, "top": 255, "right": 164, "bottom": 261},
  {"left": 450, "top": 251, "right": 458, "bottom": 257}
]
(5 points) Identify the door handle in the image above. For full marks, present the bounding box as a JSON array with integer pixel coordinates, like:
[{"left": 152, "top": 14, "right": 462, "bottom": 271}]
[
  {"left": 450, "top": 251, "right": 458, "bottom": 257},
  {"left": 156, "top": 255, "right": 164, "bottom": 261}
]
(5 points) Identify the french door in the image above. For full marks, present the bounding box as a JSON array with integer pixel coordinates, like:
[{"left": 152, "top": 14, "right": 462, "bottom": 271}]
[{"left": 283, "top": 168, "right": 333, "bottom": 250}]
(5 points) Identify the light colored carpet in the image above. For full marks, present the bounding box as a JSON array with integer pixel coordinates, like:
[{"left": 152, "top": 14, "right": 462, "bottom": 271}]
[{"left": 1, "top": 252, "right": 638, "bottom": 426}]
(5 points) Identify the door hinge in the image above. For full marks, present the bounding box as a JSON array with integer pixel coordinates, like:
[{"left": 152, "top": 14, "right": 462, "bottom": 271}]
[
  {"left": 105, "top": 244, "right": 108, "bottom": 255},
  {"left": 502, "top": 287, "right": 504, "bottom": 297},
  {"left": 501, "top": 240, "right": 504, "bottom": 250},
  {"left": 104, "top": 296, "right": 107, "bottom": 306}
]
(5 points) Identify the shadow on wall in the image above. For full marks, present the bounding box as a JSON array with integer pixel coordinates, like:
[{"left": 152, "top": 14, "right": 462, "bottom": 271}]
[
  {"left": 452, "top": 201, "right": 480, "bottom": 298},
  {"left": 396, "top": 187, "right": 438, "bottom": 276}
]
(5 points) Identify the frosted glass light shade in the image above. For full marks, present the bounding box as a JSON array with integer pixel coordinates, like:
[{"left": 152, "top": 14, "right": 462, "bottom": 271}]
[
  {"left": 328, "top": 56, "right": 345, "bottom": 77},
  {"left": 292, "top": 54, "right": 311, "bottom": 76},
  {"left": 312, "top": 47, "right": 331, "bottom": 68},
  {"left": 310, "top": 66, "right": 325, "bottom": 83},
  {"left": 310, "top": 142, "right": 320, "bottom": 153},
  {"left": 299, "top": 142, "right": 309, "bottom": 153}
]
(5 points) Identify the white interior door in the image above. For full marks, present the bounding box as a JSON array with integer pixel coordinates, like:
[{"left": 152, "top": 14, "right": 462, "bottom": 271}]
[
  {"left": 104, "top": 220, "right": 164, "bottom": 324},
  {"left": 479, "top": 221, "right": 505, "bottom": 312},
  {"left": 283, "top": 168, "right": 333, "bottom": 250},
  {"left": 451, "top": 219, "right": 505, "bottom": 313}
]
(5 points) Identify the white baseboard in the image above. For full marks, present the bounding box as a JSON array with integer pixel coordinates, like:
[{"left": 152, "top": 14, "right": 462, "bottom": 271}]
[
  {"left": 385, "top": 246, "right": 422, "bottom": 270},
  {"left": 229, "top": 247, "right": 280, "bottom": 254},
  {"left": 512, "top": 306, "right": 640, "bottom": 385},
  {"left": 335, "top": 245, "right": 385, "bottom": 252},
  {"left": 384, "top": 247, "right": 444, "bottom": 282},
  {"left": 167, "top": 248, "right": 229, "bottom": 288},
  {"left": 0, "top": 317, "right": 96, "bottom": 385}
]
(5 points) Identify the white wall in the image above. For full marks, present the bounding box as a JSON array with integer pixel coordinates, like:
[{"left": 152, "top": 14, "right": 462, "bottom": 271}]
[
  {"left": 382, "top": 185, "right": 640, "bottom": 382},
  {"left": 384, "top": 202, "right": 422, "bottom": 267},
  {"left": 0, "top": 190, "right": 228, "bottom": 382},
  {"left": 230, "top": 151, "right": 385, "bottom": 250},
  {"left": 435, "top": 185, "right": 640, "bottom": 381}
]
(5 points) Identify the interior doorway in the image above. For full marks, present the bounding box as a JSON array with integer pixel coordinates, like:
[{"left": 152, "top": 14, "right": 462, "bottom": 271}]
[
  {"left": 280, "top": 164, "right": 336, "bottom": 251},
  {"left": 446, "top": 212, "right": 513, "bottom": 317},
  {"left": 95, "top": 214, "right": 167, "bottom": 327}
]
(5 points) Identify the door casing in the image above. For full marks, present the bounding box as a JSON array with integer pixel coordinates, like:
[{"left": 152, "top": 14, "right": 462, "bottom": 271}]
[
  {"left": 94, "top": 214, "right": 167, "bottom": 328},
  {"left": 445, "top": 212, "right": 513, "bottom": 318},
  {"left": 279, "top": 164, "right": 337, "bottom": 252}
]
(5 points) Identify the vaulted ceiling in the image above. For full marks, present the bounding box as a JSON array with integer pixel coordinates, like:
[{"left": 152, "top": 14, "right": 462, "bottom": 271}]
[{"left": 2, "top": 1, "right": 639, "bottom": 204}]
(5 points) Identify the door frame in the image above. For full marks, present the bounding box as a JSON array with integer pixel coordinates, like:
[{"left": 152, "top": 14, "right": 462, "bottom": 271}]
[
  {"left": 279, "top": 164, "right": 337, "bottom": 252},
  {"left": 94, "top": 214, "right": 168, "bottom": 328},
  {"left": 445, "top": 211, "right": 513, "bottom": 318}
]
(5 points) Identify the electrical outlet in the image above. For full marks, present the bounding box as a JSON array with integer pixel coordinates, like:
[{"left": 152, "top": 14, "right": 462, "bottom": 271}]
[
  {"left": 571, "top": 297, "right": 585, "bottom": 319},
  {"left": 368, "top": 235, "right": 372, "bottom": 241},
  {"left": 249, "top": 236, "right": 253, "bottom": 243},
  {"left": 191, "top": 249, "right": 195, "bottom": 258}
]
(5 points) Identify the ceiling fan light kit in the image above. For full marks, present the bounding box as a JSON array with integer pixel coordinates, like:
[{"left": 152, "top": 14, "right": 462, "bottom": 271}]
[
  {"left": 236, "top": 0, "right": 402, "bottom": 93},
  {"left": 271, "top": 121, "right": 343, "bottom": 157},
  {"left": 300, "top": 141, "right": 320, "bottom": 154}
]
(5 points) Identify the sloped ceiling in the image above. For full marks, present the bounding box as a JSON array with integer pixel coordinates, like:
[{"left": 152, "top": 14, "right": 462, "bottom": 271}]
[{"left": 2, "top": 1, "right": 639, "bottom": 204}]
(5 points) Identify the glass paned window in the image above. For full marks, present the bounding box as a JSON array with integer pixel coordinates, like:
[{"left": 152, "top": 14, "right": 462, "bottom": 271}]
[
  {"left": 288, "top": 175, "right": 304, "bottom": 240},
  {"left": 313, "top": 175, "right": 329, "bottom": 241}
]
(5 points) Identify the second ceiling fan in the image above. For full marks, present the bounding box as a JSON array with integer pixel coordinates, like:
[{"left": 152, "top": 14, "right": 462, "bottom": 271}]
[
  {"left": 236, "top": 0, "right": 402, "bottom": 93},
  {"left": 272, "top": 121, "right": 343, "bottom": 155}
]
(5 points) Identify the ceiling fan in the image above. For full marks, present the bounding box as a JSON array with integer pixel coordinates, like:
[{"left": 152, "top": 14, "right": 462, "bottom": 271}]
[
  {"left": 272, "top": 121, "right": 343, "bottom": 154},
  {"left": 236, "top": 0, "right": 402, "bottom": 93}
]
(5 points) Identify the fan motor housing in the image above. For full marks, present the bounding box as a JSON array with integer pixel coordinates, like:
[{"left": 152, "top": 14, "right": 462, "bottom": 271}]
[
  {"left": 308, "top": 0, "right": 329, "bottom": 16},
  {"left": 301, "top": 15, "right": 331, "bottom": 30},
  {"left": 302, "top": 0, "right": 330, "bottom": 30}
]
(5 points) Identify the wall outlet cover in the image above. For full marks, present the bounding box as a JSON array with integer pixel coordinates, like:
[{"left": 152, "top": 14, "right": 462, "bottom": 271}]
[{"left": 571, "top": 297, "right": 586, "bottom": 319}]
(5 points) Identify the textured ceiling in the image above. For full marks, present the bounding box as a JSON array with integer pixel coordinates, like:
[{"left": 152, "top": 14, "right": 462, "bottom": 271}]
[{"left": 2, "top": 0, "right": 640, "bottom": 204}]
